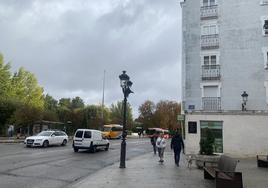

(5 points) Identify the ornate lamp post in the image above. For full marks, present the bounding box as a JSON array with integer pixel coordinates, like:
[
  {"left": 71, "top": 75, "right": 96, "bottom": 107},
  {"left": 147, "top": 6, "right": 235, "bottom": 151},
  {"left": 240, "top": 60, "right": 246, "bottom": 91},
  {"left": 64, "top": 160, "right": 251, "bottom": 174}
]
[
  {"left": 119, "top": 71, "right": 133, "bottom": 168},
  {"left": 241, "top": 91, "right": 248, "bottom": 111}
]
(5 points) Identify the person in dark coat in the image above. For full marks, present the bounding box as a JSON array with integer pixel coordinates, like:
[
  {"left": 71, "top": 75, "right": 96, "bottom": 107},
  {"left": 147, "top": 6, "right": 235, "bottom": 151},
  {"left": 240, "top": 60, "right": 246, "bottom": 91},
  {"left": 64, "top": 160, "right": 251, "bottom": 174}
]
[
  {"left": 171, "top": 132, "right": 185, "bottom": 166},
  {"left": 150, "top": 133, "right": 157, "bottom": 154}
]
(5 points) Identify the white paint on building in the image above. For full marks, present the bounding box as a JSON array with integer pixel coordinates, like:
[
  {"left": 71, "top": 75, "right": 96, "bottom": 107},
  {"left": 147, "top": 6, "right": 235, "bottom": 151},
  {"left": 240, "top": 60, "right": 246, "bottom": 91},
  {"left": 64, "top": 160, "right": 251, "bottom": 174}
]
[{"left": 181, "top": 0, "right": 268, "bottom": 156}]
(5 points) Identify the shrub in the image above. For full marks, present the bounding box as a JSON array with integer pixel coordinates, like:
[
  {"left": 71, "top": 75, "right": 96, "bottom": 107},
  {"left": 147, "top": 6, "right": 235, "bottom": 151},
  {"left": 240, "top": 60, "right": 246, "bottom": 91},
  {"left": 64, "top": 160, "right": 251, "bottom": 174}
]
[{"left": 199, "top": 128, "right": 215, "bottom": 155}]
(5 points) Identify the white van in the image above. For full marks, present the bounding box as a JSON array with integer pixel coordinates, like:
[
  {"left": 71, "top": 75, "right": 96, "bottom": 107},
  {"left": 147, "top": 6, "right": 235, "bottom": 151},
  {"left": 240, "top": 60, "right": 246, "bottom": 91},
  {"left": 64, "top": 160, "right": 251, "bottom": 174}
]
[{"left": 72, "top": 129, "right": 109, "bottom": 153}]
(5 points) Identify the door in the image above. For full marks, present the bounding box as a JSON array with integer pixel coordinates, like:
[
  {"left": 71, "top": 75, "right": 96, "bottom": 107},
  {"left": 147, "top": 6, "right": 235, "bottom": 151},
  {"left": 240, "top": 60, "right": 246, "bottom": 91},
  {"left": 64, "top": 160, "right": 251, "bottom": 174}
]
[
  {"left": 200, "top": 121, "right": 223, "bottom": 153},
  {"left": 82, "top": 131, "right": 92, "bottom": 147}
]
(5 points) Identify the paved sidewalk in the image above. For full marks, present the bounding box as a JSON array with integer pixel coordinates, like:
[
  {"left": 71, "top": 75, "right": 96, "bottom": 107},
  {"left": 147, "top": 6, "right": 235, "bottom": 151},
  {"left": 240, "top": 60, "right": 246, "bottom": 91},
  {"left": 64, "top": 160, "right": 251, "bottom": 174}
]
[
  {"left": 0, "top": 137, "right": 24, "bottom": 143},
  {"left": 70, "top": 152, "right": 214, "bottom": 188}
]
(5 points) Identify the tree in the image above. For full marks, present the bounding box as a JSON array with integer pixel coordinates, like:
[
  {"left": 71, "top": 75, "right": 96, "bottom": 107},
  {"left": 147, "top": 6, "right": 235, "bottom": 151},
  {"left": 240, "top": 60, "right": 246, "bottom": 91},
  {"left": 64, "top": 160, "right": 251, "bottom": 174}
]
[
  {"left": 0, "top": 54, "right": 14, "bottom": 134},
  {"left": 71, "top": 96, "right": 84, "bottom": 109},
  {"left": 11, "top": 67, "right": 44, "bottom": 109},
  {"left": 59, "top": 98, "right": 71, "bottom": 109},
  {"left": 138, "top": 100, "right": 156, "bottom": 129},
  {"left": 110, "top": 101, "right": 133, "bottom": 129},
  {"left": 154, "top": 100, "right": 181, "bottom": 130},
  {"left": 0, "top": 54, "right": 12, "bottom": 100},
  {"left": 83, "top": 105, "right": 110, "bottom": 129},
  {"left": 10, "top": 68, "right": 44, "bottom": 126},
  {"left": 43, "top": 94, "right": 59, "bottom": 121}
]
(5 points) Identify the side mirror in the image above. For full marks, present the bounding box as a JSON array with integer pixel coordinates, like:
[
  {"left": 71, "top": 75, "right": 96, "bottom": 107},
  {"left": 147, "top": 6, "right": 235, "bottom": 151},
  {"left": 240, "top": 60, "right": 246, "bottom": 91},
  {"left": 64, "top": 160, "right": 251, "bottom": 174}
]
[{"left": 51, "top": 134, "right": 55, "bottom": 137}]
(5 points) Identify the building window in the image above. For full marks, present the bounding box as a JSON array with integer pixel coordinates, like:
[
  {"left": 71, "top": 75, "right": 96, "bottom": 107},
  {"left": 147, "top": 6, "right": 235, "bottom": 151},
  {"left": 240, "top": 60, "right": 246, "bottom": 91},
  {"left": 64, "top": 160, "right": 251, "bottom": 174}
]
[
  {"left": 261, "top": 0, "right": 268, "bottom": 5},
  {"left": 261, "top": 17, "right": 268, "bottom": 36},
  {"left": 202, "top": 0, "right": 216, "bottom": 7},
  {"left": 202, "top": 25, "right": 218, "bottom": 35},
  {"left": 200, "top": 121, "right": 223, "bottom": 153},
  {"left": 263, "top": 47, "right": 268, "bottom": 69}
]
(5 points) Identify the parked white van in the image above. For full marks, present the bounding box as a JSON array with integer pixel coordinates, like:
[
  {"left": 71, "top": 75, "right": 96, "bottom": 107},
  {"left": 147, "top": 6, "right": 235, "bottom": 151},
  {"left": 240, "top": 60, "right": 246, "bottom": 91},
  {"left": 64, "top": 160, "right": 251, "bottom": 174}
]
[{"left": 72, "top": 129, "right": 109, "bottom": 153}]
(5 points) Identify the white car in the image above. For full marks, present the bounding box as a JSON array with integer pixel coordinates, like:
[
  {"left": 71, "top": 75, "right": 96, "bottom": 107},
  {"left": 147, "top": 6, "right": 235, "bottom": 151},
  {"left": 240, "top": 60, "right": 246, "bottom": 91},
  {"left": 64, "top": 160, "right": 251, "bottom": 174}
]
[
  {"left": 73, "top": 129, "right": 109, "bottom": 153},
  {"left": 24, "top": 130, "right": 68, "bottom": 147}
]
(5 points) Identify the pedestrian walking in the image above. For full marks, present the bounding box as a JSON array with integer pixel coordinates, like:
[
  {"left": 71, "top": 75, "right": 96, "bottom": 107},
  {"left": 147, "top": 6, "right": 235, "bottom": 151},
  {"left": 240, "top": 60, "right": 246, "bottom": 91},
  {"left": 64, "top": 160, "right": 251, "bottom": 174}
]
[
  {"left": 156, "top": 132, "right": 167, "bottom": 163},
  {"left": 171, "top": 132, "right": 185, "bottom": 166},
  {"left": 150, "top": 133, "right": 157, "bottom": 154}
]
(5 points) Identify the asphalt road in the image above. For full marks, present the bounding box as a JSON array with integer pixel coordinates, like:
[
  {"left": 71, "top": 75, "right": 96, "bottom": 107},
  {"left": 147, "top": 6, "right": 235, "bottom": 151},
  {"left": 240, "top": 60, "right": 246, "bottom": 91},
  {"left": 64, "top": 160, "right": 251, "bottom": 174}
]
[{"left": 0, "top": 138, "right": 152, "bottom": 188}]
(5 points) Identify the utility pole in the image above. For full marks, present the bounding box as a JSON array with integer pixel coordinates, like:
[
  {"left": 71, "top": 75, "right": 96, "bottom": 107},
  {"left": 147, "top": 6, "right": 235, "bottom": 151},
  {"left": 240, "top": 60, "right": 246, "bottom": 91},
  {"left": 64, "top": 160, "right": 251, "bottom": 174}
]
[{"left": 101, "top": 70, "right": 106, "bottom": 130}]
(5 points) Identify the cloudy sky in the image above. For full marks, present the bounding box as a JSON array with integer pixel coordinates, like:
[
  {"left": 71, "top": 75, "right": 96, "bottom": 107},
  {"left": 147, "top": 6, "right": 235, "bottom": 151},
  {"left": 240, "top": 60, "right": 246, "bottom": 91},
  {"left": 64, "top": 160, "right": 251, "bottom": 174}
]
[{"left": 0, "top": 0, "right": 182, "bottom": 117}]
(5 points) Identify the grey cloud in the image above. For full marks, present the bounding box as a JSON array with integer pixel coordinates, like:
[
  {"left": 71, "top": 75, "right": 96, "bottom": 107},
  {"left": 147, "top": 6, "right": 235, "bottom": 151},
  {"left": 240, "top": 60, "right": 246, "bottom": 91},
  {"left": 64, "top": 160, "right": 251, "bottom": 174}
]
[{"left": 0, "top": 0, "right": 182, "bottom": 117}]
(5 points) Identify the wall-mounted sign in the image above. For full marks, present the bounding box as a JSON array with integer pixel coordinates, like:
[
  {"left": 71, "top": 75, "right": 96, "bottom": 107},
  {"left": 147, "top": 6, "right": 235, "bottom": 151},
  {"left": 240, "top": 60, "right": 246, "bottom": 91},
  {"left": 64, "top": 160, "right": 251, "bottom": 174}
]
[
  {"left": 177, "top": 115, "right": 185, "bottom": 121},
  {"left": 188, "top": 105, "right": 195, "bottom": 110},
  {"left": 188, "top": 121, "right": 197, "bottom": 134}
]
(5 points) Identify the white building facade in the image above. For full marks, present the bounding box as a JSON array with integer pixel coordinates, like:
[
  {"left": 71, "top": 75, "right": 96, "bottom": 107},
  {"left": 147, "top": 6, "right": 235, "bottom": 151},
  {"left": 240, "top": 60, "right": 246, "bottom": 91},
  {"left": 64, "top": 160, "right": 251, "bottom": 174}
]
[{"left": 181, "top": 0, "right": 268, "bottom": 157}]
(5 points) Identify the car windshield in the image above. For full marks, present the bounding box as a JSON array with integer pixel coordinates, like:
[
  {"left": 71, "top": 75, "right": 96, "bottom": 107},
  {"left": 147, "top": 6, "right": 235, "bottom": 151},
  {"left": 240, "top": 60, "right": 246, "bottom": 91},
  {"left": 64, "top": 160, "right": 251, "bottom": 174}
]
[{"left": 37, "top": 131, "right": 53, "bottom": 136}]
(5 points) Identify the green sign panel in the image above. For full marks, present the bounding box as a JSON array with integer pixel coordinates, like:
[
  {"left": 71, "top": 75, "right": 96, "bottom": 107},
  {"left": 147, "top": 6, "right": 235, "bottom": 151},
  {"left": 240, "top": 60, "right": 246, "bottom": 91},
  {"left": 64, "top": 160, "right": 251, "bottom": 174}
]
[{"left": 177, "top": 115, "right": 185, "bottom": 121}]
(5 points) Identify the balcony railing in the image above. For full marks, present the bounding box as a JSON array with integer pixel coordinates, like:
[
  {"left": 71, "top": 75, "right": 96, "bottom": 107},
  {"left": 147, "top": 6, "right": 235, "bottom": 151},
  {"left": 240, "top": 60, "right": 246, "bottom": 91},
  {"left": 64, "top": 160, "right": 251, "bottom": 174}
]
[
  {"left": 265, "top": 29, "right": 268, "bottom": 35},
  {"left": 201, "top": 34, "right": 219, "bottom": 50},
  {"left": 201, "top": 65, "right": 221, "bottom": 80},
  {"left": 202, "top": 97, "right": 221, "bottom": 111},
  {"left": 200, "top": 5, "right": 218, "bottom": 20},
  {"left": 262, "top": 0, "right": 268, "bottom": 5}
]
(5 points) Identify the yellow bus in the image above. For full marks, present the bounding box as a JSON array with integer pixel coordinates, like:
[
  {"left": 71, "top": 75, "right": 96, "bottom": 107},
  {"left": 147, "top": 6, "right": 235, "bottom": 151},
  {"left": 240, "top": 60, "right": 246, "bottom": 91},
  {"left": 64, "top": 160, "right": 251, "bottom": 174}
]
[{"left": 102, "top": 124, "right": 123, "bottom": 139}]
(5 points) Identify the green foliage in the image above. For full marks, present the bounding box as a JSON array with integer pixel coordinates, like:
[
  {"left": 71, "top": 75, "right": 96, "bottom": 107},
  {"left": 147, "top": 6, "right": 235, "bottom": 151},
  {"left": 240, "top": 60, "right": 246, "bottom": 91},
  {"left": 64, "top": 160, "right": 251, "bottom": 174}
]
[
  {"left": 138, "top": 100, "right": 155, "bottom": 129},
  {"left": 0, "top": 54, "right": 12, "bottom": 99},
  {"left": 110, "top": 101, "right": 133, "bottom": 129},
  {"left": 200, "top": 128, "right": 215, "bottom": 155},
  {"left": 71, "top": 96, "right": 84, "bottom": 109},
  {"left": 138, "top": 100, "right": 181, "bottom": 130},
  {"left": 11, "top": 67, "right": 44, "bottom": 109},
  {"left": 0, "top": 53, "right": 137, "bottom": 135}
]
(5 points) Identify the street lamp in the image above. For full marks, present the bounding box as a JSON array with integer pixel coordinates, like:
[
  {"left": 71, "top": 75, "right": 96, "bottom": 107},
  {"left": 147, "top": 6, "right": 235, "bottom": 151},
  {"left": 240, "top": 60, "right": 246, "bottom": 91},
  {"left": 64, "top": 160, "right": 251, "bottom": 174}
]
[
  {"left": 241, "top": 91, "right": 248, "bottom": 111},
  {"left": 119, "top": 71, "right": 133, "bottom": 168}
]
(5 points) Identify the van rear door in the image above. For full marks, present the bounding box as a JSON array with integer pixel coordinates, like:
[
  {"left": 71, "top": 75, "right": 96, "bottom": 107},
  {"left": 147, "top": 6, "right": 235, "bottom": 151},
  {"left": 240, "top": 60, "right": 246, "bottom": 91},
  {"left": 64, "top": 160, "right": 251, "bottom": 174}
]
[
  {"left": 74, "top": 130, "right": 83, "bottom": 146},
  {"left": 82, "top": 130, "right": 92, "bottom": 148}
]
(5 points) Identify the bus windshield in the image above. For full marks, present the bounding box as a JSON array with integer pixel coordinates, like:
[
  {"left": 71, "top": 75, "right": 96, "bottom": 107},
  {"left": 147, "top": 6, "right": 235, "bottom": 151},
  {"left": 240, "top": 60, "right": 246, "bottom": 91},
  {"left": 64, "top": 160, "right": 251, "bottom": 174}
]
[{"left": 103, "top": 127, "right": 112, "bottom": 132}]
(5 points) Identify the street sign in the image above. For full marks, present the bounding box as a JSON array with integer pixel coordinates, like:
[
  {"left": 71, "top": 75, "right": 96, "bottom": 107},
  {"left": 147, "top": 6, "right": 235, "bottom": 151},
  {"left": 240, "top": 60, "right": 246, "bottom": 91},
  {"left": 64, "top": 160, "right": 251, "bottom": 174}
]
[{"left": 177, "top": 115, "right": 185, "bottom": 121}]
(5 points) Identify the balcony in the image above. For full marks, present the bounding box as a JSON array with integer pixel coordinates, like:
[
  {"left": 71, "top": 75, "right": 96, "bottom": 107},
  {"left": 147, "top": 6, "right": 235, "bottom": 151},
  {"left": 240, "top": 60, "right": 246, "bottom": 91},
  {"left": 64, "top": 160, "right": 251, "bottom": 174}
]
[
  {"left": 201, "top": 65, "right": 221, "bottom": 80},
  {"left": 202, "top": 97, "right": 221, "bottom": 111},
  {"left": 200, "top": 5, "right": 218, "bottom": 20},
  {"left": 262, "top": 0, "right": 268, "bottom": 5},
  {"left": 201, "top": 34, "right": 219, "bottom": 50}
]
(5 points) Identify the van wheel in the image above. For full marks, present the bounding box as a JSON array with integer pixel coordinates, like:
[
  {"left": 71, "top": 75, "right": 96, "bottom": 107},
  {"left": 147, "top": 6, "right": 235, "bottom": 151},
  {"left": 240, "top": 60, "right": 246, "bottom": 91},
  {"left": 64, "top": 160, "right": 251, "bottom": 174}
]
[
  {"left": 73, "top": 147, "right": 79, "bottom": 152},
  {"left": 91, "top": 146, "right": 97, "bottom": 153},
  {"left": 105, "top": 144, "right": 109, "bottom": 151}
]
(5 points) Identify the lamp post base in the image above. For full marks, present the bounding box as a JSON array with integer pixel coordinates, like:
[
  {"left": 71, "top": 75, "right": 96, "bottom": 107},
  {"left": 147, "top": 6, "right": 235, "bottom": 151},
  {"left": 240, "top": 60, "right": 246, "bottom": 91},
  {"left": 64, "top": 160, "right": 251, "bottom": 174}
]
[{"left": 119, "top": 139, "right": 126, "bottom": 168}]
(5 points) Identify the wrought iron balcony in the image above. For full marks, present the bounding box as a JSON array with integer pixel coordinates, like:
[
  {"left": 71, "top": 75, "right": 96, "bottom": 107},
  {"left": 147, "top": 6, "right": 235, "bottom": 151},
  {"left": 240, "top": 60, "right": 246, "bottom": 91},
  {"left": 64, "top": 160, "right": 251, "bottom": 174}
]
[
  {"left": 201, "top": 34, "right": 219, "bottom": 50},
  {"left": 262, "top": 0, "right": 268, "bottom": 4},
  {"left": 200, "top": 5, "right": 218, "bottom": 20},
  {"left": 202, "top": 97, "right": 221, "bottom": 111},
  {"left": 201, "top": 65, "right": 221, "bottom": 80}
]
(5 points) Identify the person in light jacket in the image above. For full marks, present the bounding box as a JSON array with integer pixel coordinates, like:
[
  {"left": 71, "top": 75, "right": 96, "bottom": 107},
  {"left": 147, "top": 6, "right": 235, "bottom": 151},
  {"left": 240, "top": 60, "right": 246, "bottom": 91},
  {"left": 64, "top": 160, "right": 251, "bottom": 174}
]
[{"left": 156, "top": 133, "right": 167, "bottom": 163}]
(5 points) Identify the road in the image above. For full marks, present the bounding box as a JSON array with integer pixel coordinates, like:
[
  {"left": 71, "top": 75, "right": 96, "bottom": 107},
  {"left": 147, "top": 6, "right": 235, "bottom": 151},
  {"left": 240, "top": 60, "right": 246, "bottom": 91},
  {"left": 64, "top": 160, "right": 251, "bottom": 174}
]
[{"left": 0, "top": 138, "right": 152, "bottom": 188}]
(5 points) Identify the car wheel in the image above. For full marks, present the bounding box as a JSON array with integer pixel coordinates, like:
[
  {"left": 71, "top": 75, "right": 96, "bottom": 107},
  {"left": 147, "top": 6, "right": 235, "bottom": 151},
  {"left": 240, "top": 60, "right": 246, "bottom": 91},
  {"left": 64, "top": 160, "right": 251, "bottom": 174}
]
[
  {"left": 61, "top": 139, "right": 67, "bottom": 146},
  {"left": 43, "top": 140, "right": 49, "bottom": 148},
  {"left": 105, "top": 144, "right": 109, "bottom": 151},
  {"left": 73, "top": 147, "right": 79, "bottom": 152}
]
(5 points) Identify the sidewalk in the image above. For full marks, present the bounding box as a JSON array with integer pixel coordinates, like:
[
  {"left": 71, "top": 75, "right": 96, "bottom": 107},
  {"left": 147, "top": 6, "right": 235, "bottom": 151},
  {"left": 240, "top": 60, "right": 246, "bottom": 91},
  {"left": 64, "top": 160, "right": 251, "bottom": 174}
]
[
  {"left": 0, "top": 137, "right": 24, "bottom": 143},
  {"left": 70, "top": 152, "right": 214, "bottom": 188}
]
